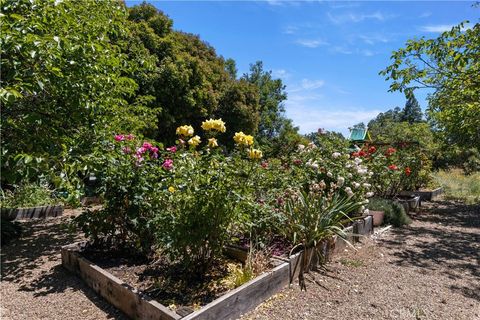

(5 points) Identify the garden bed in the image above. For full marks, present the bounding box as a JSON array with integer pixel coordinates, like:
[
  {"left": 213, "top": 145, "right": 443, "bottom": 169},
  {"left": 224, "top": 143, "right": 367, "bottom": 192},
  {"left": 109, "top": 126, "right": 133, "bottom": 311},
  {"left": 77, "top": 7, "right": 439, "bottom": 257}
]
[
  {"left": 399, "top": 187, "right": 443, "bottom": 201},
  {"left": 61, "top": 216, "right": 373, "bottom": 320},
  {"left": 1, "top": 205, "right": 63, "bottom": 221}
]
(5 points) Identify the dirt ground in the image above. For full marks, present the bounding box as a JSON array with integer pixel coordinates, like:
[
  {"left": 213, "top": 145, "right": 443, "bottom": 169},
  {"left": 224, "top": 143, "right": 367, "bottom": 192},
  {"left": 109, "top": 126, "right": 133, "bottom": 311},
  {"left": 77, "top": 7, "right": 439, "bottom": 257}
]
[{"left": 1, "top": 200, "right": 479, "bottom": 320}]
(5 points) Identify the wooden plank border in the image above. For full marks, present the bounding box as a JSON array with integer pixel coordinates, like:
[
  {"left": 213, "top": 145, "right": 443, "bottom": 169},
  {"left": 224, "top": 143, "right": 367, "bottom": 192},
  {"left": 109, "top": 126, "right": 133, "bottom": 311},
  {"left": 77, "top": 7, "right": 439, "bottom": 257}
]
[{"left": 62, "top": 216, "right": 373, "bottom": 320}]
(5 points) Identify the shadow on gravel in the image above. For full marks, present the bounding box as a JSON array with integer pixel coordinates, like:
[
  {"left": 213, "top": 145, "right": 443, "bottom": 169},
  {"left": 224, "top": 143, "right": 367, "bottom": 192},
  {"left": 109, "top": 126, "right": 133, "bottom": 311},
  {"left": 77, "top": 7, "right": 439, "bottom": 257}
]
[
  {"left": 382, "top": 200, "right": 480, "bottom": 301},
  {"left": 0, "top": 216, "right": 127, "bottom": 319}
]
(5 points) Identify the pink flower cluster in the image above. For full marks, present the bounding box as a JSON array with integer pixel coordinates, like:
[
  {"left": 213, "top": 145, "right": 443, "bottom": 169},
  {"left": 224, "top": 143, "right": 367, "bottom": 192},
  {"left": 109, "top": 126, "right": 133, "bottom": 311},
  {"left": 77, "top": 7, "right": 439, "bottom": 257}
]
[
  {"left": 136, "top": 142, "right": 159, "bottom": 163},
  {"left": 114, "top": 134, "right": 135, "bottom": 142}
]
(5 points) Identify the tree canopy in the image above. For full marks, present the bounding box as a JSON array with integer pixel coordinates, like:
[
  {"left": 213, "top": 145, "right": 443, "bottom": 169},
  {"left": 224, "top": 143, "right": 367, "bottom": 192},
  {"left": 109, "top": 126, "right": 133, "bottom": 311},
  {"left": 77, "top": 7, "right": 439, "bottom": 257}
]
[{"left": 380, "top": 21, "right": 480, "bottom": 149}]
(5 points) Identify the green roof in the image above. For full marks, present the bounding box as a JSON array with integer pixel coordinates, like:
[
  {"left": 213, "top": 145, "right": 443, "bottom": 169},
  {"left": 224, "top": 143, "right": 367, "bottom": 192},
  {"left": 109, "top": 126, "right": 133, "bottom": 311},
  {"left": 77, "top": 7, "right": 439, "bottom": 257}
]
[{"left": 349, "top": 128, "right": 370, "bottom": 141}]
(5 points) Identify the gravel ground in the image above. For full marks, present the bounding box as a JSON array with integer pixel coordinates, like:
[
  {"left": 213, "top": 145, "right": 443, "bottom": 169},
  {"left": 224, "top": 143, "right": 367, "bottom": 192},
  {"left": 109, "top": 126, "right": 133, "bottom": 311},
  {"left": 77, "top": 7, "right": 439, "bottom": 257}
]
[
  {"left": 242, "top": 200, "right": 480, "bottom": 320},
  {"left": 1, "top": 200, "right": 479, "bottom": 320},
  {"left": 0, "top": 209, "right": 127, "bottom": 320}
]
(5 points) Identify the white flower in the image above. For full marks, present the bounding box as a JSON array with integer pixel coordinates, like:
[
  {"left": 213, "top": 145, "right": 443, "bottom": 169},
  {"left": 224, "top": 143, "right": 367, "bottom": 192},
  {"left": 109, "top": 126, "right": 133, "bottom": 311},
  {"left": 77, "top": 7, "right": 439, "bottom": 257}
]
[
  {"left": 345, "top": 187, "right": 354, "bottom": 198},
  {"left": 366, "top": 192, "right": 374, "bottom": 198},
  {"left": 307, "top": 142, "right": 317, "bottom": 149},
  {"left": 363, "top": 183, "right": 371, "bottom": 188},
  {"left": 337, "top": 176, "right": 345, "bottom": 187},
  {"left": 327, "top": 172, "right": 333, "bottom": 178},
  {"left": 360, "top": 205, "right": 365, "bottom": 212},
  {"left": 332, "top": 152, "right": 341, "bottom": 158},
  {"left": 357, "top": 168, "right": 368, "bottom": 176},
  {"left": 297, "top": 144, "right": 305, "bottom": 152},
  {"left": 353, "top": 182, "right": 361, "bottom": 189},
  {"left": 368, "top": 171, "right": 374, "bottom": 177},
  {"left": 347, "top": 173, "right": 353, "bottom": 178},
  {"left": 364, "top": 209, "right": 370, "bottom": 215},
  {"left": 354, "top": 158, "right": 363, "bottom": 165},
  {"left": 345, "top": 163, "right": 352, "bottom": 169},
  {"left": 363, "top": 199, "right": 369, "bottom": 204}
]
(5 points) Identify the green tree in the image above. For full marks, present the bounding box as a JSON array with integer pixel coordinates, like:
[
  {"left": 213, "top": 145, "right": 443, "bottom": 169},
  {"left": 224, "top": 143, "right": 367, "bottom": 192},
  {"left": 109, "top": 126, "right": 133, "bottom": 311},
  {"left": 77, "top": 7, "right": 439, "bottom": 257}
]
[
  {"left": 380, "top": 21, "right": 480, "bottom": 149},
  {"left": 1, "top": 0, "right": 158, "bottom": 186},
  {"left": 242, "top": 61, "right": 288, "bottom": 140},
  {"left": 401, "top": 94, "right": 423, "bottom": 123}
]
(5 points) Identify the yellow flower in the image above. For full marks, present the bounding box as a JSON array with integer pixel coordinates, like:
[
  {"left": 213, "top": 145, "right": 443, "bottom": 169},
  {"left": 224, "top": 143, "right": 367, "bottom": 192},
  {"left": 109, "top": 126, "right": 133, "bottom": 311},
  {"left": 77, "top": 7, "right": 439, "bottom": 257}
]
[
  {"left": 176, "top": 125, "right": 194, "bottom": 137},
  {"left": 168, "top": 186, "right": 175, "bottom": 193},
  {"left": 201, "top": 118, "right": 226, "bottom": 133},
  {"left": 248, "top": 148, "right": 263, "bottom": 160},
  {"left": 188, "top": 135, "right": 201, "bottom": 147},
  {"left": 208, "top": 138, "right": 218, "bottom": 148},
  {"left": 233, "top": 131, "right": 254, "bottom": 146}
]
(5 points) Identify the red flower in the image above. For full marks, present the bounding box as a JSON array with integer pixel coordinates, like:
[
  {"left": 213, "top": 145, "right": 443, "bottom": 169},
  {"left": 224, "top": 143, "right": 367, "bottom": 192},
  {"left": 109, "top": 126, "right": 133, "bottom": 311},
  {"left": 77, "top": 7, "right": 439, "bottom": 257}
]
[
  {"left": 358, "top": 150, "right": 367, "bottom": 157},
  {"left": 368, "top": 146, "right": 376, "bottom": 154},
  {"left": 385, "top": 147, "right": 396, "bottom": 157},
  {"left": 293, "top": 159, "right": 302, "bottom": 165},
  {"left": 261, "top": 161, "right": 269, "bottom": 169},
  {"left": 405, "top": 167, "right": 412, "bottom": 176},
  {"left": 352, "top": 152, "right": 360, "bottom": 157},
  {"left": 388, "top": 164, "right": 398, "bottom": 170}
]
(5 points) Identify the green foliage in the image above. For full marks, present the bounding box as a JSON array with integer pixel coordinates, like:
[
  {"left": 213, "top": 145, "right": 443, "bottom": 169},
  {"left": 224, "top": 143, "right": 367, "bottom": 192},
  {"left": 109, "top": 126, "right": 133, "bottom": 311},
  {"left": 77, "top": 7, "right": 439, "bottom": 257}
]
[
  {"left": 401, "top": 95, "right": 423, "bottom": 123},
  {"left": 380, "top": 21, "right": 480, "bottom": 150},
  {"left": 74, "top": 137, "right": 165, "bottom": 254},
  {"left": 1, "top": 183, "right": 59, "bottom": 208},
  {"left": 1, "top": 0, "right": 159, "bottom": 193},
  {"left": 368, "top": 197, "right": 411, "bottom": 227}
]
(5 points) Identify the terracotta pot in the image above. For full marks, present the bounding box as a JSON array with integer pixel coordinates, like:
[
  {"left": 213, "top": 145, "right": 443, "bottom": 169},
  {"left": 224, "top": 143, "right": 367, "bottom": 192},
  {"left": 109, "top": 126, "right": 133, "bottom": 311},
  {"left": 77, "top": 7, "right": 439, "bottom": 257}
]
[{"left": 369, "top": 210, "right": 385, "bottom": 226}]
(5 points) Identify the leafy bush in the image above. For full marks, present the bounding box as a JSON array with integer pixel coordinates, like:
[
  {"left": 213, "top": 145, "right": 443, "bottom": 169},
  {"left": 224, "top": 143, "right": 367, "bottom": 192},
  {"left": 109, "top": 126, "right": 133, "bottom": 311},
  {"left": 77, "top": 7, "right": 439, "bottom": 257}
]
[
  {"left": 368, "top": 197, "right": 411, "bottom": 227},
  {"left": 1, "top": 183, "right": 59, "bottom": 208}
]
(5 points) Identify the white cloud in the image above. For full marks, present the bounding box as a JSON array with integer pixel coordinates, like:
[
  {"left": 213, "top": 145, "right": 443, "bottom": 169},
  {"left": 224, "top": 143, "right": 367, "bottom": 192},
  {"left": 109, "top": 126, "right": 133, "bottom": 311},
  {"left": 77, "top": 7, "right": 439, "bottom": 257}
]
[
  {"left": 285, "top": 104, "right": 381, "bottom": 135},
  {"left": 358, "top": 33, "right": 390, "bottom": 45},
  {"left": 283, "top": 25, "right": 299, "bottom": 34},
  {"left": 301, "top": 79, "right": 325, "bottom": 90},
  {"left": 295, "top": 38, "right": 329, "bottom": 48},
  {"left": 361, "top": 49, "right": 375, "bottom": 57},
  {"left": 272, "top": 69, "right": 291, "bottom": 79},
  {"left": 419, "top": 12, "right": 432, "bottom": 18},
  {"left": 419, "top": 24, "right": 455, "bottom": 33},
  {"left": 330, "top": 46, "right": 353, "bottom": 55},
  {"left": 327, "top": 11, "right": 393, "bottom": 24}
]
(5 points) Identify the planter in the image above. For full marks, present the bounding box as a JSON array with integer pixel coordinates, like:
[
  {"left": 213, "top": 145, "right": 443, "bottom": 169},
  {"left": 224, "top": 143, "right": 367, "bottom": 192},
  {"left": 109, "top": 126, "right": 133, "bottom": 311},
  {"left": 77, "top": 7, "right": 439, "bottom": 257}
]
[
  {"left": 1, "top": 205, "right": 63, "bottom": 221},
  {"left": 62, "top": 216, "right": 373, "bottom": 320},
  {"left": 394, "top": 195, "right": 421, "bottom": 215},
  {"left": 399, "top": 187, "right": 443, "bottom": 201},
  {"left": 369, "top": 210, "right": 385, "bottom": 227}
]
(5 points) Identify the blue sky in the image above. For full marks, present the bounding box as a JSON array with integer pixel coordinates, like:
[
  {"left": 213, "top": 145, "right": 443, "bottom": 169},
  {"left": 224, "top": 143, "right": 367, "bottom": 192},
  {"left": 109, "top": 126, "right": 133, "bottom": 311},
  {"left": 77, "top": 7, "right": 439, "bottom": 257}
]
[{"left": 127, "top": 1, "right": 478, "bottom": 136}]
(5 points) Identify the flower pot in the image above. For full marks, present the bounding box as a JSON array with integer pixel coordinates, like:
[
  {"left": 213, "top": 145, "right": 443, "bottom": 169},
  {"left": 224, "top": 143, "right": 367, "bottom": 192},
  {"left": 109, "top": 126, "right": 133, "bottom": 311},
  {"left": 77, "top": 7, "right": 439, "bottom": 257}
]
[{"left": 369, "top": 210, "right": 385, "bottom": 226}]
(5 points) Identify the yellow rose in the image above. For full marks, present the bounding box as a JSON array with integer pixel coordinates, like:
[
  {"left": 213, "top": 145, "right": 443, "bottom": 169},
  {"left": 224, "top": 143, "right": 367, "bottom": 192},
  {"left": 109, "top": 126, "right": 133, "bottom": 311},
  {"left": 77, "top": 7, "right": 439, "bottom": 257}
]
[
  {"left": 188, "top": 135, "right": 201, "bottom": 147},
  {"left": 233, "top": 132, "right": 254, "bottom": 146},
  {"left": 176, "top": 125, "right": 194, "bottom": 137},
  {"left": 201, "top": 119, "right": 226, "bottom": 133},
  {"left": 168, "top": 186, "right": 175, "bottom": 193},
  {"left": 248, "top": 148, "right": 263, "bottom": 160},
  {"left": 208, "top": 138, "right": 218, "bottom": 148}
]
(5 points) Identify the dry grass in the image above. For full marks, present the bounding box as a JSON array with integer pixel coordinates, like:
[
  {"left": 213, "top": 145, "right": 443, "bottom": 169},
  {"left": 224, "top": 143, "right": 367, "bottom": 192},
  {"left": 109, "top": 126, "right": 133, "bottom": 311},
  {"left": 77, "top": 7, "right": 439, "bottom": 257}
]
[{"left": 433, "top": 169, "right": 480, "bottom": 204}]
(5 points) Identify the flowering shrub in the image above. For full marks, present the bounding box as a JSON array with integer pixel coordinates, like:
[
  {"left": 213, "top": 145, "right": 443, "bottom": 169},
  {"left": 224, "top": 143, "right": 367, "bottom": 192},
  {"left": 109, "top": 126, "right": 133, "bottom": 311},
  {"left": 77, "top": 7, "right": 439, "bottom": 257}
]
[{"left": 357, "top": 143, "right": 431, "bottom": 197}]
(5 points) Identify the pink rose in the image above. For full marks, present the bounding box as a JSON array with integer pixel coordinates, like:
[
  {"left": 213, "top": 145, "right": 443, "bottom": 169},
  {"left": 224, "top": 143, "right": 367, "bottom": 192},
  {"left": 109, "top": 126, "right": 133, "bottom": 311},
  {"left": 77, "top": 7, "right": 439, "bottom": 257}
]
[
  {"left": 142, "top": 142, "right": 153, "bottom": 150},
  {"left": 151, "top": 147, "right": 159, "bottom": 153},
  {"left": 162, "top": 159, "right": 174, "bottom": 170},
  {"left": 136, "top": 147, "right": 146, "bottom": 155},
  {"left": 114, "top": 134, "right": 125, "bottom": 142},
  {"left": 166, "top": 146, "right": 177, "bottom": 153}
]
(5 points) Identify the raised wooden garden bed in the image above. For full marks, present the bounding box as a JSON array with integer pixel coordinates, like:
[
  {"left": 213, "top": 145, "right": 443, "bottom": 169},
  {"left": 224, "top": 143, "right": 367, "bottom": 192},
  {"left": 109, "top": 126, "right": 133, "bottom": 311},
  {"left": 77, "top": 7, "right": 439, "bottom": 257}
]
[
  {"left": 62, "top": 216, "right": 373, "bottom": 320},
  {"left": 1, "top": 205, "right": 63, "bottom": 221},
  {"left": 399, "top": 187, "right": 443, "bottom": 201}
]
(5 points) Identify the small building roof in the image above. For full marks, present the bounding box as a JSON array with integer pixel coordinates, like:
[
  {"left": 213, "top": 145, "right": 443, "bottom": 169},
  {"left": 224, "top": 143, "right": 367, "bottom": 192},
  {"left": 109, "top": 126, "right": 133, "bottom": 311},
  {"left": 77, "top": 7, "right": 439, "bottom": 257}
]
[{"left": 349, "top": 128, "right": 371, "bottom": 141}]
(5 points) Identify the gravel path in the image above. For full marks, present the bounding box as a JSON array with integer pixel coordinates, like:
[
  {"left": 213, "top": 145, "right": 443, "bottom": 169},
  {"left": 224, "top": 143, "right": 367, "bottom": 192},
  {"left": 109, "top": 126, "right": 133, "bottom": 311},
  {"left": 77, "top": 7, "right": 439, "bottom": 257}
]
[
  {"left": 0, "top": 209, "right": 127, "bottom": 320},
  {"left": 242, "top": 200, "right": 480, "bottom": 320},
  {"left": 1, "top": 200, "right": 479, "bottom": 320}
]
